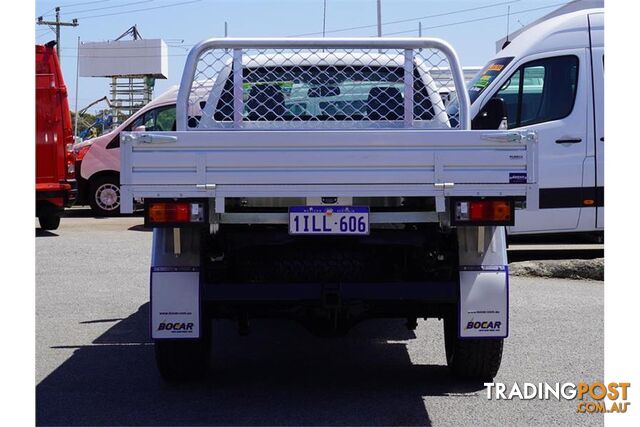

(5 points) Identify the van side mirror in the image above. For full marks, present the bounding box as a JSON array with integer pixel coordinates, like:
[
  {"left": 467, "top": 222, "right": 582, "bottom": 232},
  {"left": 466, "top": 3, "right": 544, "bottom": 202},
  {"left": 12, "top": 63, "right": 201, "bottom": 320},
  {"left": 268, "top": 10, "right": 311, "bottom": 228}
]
[
  {"left": 133, "top": 125, "right": 146, "bottom": 132},
  {"left": 472, "top": 97, "right": 507, "bottom": 130}
]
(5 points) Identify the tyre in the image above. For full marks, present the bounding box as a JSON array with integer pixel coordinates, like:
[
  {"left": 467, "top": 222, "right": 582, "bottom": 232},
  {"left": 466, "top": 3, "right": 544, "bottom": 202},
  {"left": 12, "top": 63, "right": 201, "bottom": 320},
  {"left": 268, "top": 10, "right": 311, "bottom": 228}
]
[
  {"left": 443, "top": 314, "right": 503, "bottom": 380},
  {"left": 89, "top": 175, "right": 120, "bottom": 216},
  {"left": 155, "top": 337, "right": 211, "bottom": 382},
  {"left": 38, "top": 214, "right": 61, "bottom": 231}
]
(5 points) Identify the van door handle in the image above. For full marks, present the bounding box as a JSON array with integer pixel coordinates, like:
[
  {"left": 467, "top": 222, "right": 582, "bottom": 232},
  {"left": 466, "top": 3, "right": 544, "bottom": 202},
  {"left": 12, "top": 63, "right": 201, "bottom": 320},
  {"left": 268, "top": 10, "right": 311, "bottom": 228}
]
[{"left": 555, "top": 138, "right": 582, "bottom": 144}]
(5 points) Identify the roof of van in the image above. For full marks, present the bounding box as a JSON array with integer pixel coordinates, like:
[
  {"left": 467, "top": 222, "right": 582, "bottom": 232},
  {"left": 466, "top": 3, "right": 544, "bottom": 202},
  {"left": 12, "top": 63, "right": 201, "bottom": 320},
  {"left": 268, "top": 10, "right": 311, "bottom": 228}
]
[
  {"left": 143, "top": 85, "right": 179, "bottom": 108},
  {"left": 495, "top": 0, "right": 603, "bottom": 51},
  {"left": 497, "top": 8, "right": 603, "bottom": 59}
]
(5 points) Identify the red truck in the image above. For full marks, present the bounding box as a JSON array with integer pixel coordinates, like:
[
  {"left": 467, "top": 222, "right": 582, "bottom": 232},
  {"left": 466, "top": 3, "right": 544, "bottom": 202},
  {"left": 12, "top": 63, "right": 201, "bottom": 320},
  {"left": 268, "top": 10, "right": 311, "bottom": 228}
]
[{"left": 36, "top": 42, "right": 76, "bottom": 230}]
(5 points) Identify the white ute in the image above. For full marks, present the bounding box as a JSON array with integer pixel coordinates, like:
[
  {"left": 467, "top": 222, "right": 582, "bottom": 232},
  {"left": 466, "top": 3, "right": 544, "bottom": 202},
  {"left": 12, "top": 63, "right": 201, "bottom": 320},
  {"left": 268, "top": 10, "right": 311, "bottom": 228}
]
[{"left": 120, "top": 38, "right": 539, "bottom": 381}]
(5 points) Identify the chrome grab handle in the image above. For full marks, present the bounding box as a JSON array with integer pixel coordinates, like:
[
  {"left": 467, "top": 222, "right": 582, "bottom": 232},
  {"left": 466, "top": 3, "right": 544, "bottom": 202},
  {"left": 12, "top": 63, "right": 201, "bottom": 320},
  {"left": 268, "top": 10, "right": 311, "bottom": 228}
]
[
  {"left": 481, "top": 131, "right": 537, "bottom": 143},
  {"left": 137, "top": 133, "right": 178, "bottom": 144},
  {"left": 122, "top": 133, "right": 178, "bottom": 144}
]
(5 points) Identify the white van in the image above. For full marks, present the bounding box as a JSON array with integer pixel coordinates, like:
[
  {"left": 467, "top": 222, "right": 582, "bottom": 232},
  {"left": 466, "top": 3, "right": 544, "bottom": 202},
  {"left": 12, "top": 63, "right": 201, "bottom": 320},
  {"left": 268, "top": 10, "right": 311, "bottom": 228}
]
[
  {"left": 75, "top": 86, "right": 178, "bottom": 215},
  {"left": 464, "top": 8, "right": 603, "bottom": 238}
]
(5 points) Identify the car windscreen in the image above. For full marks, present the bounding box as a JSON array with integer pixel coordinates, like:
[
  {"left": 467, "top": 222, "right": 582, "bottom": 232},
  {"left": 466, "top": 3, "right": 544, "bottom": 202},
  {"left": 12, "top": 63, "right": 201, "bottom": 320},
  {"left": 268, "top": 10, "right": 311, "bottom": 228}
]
[
  {"left": 467, "top": 57, "right": 514, "bottom": 104},
  {"left": 445, "top": 56, "right": 514, "bottom": 127}
]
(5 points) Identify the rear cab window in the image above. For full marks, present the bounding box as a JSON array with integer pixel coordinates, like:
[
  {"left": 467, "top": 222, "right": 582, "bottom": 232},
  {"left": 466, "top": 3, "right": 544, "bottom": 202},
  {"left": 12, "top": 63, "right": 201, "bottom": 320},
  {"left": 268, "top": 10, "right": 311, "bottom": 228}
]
[{"left": 212, "top": 65, "right": 438, "bottom": 122}]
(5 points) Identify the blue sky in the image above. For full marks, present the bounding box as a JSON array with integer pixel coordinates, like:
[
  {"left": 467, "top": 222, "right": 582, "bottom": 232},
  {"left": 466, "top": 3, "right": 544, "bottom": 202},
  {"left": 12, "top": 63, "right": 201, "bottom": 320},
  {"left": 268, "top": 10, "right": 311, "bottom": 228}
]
[{"left": 35, "top": 0, "right": 571, "bottom": 113}]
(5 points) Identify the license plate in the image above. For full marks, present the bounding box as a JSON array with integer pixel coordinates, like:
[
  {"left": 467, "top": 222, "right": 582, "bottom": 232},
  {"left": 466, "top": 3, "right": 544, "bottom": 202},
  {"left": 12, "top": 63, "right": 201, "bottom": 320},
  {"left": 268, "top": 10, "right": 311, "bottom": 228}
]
[{"left": 289, "top": 206, "right": 369, "bottom": 235}]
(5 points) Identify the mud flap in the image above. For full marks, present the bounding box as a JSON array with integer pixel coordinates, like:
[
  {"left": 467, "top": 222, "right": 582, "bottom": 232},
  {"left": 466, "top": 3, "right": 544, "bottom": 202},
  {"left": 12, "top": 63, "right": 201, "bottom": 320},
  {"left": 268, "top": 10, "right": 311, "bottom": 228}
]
[
  {"left": 458, "top": 266, "right": 508, "bottom": 339},
  {"left": 150, "top": 267, "right": 201, "bottom": 339}
]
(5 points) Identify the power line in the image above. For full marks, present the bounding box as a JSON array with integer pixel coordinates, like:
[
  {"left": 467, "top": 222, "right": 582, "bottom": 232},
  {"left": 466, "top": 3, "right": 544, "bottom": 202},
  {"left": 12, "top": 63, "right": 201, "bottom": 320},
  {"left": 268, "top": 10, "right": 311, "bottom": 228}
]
[
  {"left": 59, "top": 2, "right": 567, "bottom": 59},
  {"left": 74, "top": 0, "right": 202, "bottom": 20},
  {"left": 290, "top": 0, "right": 522, "bottom": 37},
  {"left": 59, "top": 42, "right": 196, "bottom": 50},
  {"left": 36, "top": 7, "right": 79, "bottom": 63},
  {"left": 60, "top": 53, "right": 191, "bottom": 58},
  {"left": 383, "top": 2, "right": 567, "bottom": 36},
  {"left": 55, "top": 0, "right": 109, "bottom": 8},
  {"left": 37, "top": 0, "right": 110, "bottom": 16},
  {"left": 38, "top": 7, "right": 57, "bottom": 18},
  {"left": 36, "top": 32, "right": 53, "bottom": 40},
  {"left": 64, "top": 0, "right": 154, "bottom": 16},
  {"left": 57, "top": 1, "right": 569, "bottom": 61}
]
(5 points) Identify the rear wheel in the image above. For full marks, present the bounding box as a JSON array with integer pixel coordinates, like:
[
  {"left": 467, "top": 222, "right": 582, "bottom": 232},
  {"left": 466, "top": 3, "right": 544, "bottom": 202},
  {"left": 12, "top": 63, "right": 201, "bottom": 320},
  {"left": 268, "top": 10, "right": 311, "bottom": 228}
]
[
  {"left": 89, "top": 175, "right": 120, "bottom": 216},
  {"left": 155, "top": 336, "right": 211, "bottom": 382},
  {"left": 444, "top": 314, "right": 503, "bottom": 380},
  {"left": 38, "top": 214, "right": 61, "bottom": 231}
]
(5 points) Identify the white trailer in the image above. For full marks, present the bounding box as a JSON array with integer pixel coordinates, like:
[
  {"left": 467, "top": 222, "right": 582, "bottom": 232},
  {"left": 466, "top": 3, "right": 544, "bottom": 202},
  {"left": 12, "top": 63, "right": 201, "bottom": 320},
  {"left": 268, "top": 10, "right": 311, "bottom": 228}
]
[{"left": 120, "top": 38, "right": 538, "bottom": 381}]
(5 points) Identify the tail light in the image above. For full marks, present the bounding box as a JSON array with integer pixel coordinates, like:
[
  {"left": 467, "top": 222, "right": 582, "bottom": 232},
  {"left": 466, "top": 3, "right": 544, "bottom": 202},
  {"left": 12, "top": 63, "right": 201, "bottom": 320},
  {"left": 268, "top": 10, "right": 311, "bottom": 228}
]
[
  {"left": 74, "top": 144, "right": 91, "bottom": 161},
  {"left": 65, "top": 150, "right": 76, "bottom": 179},
  {"left": 145, "top": 200, "right": 206, "bottom": 227},
  {"left": 451, "top": 198, "right": 514, "bottom": 226}
]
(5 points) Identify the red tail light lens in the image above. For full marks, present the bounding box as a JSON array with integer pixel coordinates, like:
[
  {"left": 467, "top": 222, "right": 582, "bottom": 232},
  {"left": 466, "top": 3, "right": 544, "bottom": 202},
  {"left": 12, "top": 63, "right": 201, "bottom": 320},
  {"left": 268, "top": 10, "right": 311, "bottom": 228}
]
[
  {"left": 468, "top": 200, "right": 511, "bottom": 221},
  {"left": 148, "top": 202, "right": 190, "bottom": 223},
  {"left": 451, "top": 198, "right": 514, "bottom": 225},
  {"left": 75, "top": 145, "right": 91, "bottom": 161},
  {"left": 145, "top": 201, "right": 206, "bottom": 227}
]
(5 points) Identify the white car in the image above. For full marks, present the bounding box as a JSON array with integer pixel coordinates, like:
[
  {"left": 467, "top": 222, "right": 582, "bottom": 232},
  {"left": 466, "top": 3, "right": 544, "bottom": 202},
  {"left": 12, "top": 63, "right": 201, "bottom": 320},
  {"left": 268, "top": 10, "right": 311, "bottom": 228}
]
[{"left": 75, "top": 86, "right": 178, "bottom": 215}]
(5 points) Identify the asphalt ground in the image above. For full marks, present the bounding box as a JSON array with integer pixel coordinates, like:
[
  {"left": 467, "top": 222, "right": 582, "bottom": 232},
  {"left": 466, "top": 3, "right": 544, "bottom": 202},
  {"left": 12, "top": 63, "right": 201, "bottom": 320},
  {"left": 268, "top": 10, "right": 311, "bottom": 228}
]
[{"left": 36, "top": 210, "right": 604, "bottom": 426}]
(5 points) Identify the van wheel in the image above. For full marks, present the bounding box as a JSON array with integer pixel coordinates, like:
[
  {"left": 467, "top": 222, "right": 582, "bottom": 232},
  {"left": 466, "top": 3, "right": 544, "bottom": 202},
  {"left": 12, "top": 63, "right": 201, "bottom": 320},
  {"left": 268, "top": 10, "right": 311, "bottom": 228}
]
[
  {"left": 155, "top": 338, "right": 210, "bottom": 382},
  {"left": 38, "top": 214, "right": 61, "bottom": 231},
  {"left": 444, "top": 314, "right": 503, "bottom": 380},
  {"left": 90, "top": 175, "right": 120, "bottom": 216}
]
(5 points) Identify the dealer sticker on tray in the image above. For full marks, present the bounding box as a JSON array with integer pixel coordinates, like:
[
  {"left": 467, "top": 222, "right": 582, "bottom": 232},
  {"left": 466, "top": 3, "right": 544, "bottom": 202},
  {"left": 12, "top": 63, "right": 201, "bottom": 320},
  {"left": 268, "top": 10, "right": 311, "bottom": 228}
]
[{"left": 289, "top": 206, "right": 369, "bottom": 235}]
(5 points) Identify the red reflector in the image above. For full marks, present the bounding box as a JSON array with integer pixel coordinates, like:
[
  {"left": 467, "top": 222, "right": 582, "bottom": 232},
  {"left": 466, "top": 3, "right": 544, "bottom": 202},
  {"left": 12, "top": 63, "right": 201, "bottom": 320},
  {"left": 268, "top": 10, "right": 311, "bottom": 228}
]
[
  {"left": 148, "top": 202, "right": 191, "bottom": 223},
  {"left": 468, "top": 200, "right": 512, "bottom": 222}
]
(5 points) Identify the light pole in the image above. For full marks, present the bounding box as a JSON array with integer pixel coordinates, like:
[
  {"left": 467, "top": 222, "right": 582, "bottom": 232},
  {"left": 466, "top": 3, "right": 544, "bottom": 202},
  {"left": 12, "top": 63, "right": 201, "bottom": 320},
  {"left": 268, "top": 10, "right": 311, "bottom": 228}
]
[
  {"left": 74, "top": 36, "right": 80, "bottom": 136},
  {"left": 376, "top": 0, "right": 382, "bottom": 37},
  {"left": 322, "top": 0, "right": 327, "bottom": 38}
]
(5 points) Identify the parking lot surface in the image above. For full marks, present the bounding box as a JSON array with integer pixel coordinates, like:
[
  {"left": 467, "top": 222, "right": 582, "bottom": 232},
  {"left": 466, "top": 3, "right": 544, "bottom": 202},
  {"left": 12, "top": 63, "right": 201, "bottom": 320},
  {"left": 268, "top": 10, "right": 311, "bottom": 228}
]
[{"left": 36, "top": 210, "right": 604, "bottom": 426}]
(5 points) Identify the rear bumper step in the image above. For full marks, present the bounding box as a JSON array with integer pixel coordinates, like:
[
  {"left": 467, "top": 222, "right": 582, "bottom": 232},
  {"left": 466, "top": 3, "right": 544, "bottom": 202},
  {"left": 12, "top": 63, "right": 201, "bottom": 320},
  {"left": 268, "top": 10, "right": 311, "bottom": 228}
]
[{"left": 202, "top": 281, "right": 457, "bottom": 302}]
